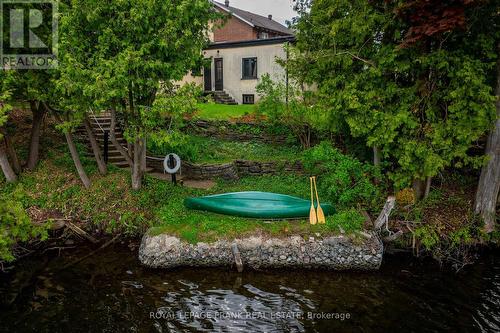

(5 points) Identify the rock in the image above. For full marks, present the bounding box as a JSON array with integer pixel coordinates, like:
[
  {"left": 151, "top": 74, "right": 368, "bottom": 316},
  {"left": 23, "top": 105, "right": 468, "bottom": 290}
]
[{"left": 139, "top": 232, "right": 383, "bottom": 271}]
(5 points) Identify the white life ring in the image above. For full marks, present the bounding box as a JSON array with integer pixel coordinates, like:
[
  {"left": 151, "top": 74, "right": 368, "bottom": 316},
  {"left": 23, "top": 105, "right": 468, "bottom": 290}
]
[{"left": 163, "top": 153, "right": 181, "bottom": 174}]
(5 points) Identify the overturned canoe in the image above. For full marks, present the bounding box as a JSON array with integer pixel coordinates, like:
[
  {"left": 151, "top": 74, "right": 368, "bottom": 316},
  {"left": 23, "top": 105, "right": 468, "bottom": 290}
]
[{"left": 184, "top": 191, "right": 335, "bottom": 219}]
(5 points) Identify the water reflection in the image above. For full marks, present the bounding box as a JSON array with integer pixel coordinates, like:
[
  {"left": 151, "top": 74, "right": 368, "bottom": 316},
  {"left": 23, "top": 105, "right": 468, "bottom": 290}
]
[
  {"left": 0, "top": 245, "right": 499, "bottom": 333},
  {"left": 154, "top": 282, "right": 310, "bottom": 332}
]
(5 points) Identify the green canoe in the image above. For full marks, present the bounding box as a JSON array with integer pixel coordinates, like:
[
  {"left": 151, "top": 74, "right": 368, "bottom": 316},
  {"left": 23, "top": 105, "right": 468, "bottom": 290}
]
[{"left": 184, "top": 191, "right": 335, "bottom": 219}]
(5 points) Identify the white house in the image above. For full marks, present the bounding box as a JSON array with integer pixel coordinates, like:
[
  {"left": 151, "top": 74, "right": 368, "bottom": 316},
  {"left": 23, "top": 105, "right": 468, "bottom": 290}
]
[{"left": 181, "top": 1, "right": 295, "bottom": 105}]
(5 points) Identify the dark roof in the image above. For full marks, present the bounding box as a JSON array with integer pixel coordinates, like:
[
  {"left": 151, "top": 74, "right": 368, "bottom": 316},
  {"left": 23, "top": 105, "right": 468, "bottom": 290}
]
[
  {"left": 206, "top": 36, "right": 296, "bottom": 50},
  {"left": 213, "top": 1, "right": 294, "bottom": 36}
]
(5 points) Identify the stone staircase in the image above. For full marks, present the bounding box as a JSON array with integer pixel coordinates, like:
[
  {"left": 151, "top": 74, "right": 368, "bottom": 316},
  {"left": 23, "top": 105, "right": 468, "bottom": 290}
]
[{"left": 210, "top": 91, "right": 238, "bottom": 105}]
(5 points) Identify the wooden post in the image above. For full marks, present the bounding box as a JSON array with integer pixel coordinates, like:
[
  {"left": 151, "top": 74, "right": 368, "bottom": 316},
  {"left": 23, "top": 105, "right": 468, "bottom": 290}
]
[
  {"left": 231, "top": 243, "right": 243, "bottom": 273},
  {"left": 374, "top": 196, "right": 396, "bottom": 230}
]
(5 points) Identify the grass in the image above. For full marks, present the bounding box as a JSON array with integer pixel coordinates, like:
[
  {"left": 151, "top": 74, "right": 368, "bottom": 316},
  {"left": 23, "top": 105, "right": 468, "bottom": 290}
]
[
  {"left": 195, "top": 103, "right": 257, "bottom": 120},
  {"left": 0, "top": 143, "right": 365, "bottom": 244},
  {"left": 149, "top": 175, "right": 366, "bottom": 243},
  {"left": 148, "top": 135, "right": 302, "bottom": 164}
]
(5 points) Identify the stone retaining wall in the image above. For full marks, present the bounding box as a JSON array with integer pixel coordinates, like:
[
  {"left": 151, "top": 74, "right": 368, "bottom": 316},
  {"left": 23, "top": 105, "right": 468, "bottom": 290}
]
[
  {"left": 139, "top": 234, "right": 383, "bottom": 271},
  {"left": 185, "top": 120, "right": 291, "bottom": 145},
  {"left": 147, "top": 158, "right": 303, "bottom": 180}
]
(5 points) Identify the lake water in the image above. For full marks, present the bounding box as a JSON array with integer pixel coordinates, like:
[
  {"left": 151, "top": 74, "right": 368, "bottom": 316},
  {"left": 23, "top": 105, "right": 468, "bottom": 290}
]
[{"left": 0, "top": 243, "right": 499, "bottom": 332}]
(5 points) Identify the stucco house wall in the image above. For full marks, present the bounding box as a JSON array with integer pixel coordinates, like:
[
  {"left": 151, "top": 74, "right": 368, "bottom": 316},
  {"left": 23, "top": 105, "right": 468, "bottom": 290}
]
[
  {"left": 178, "top": 71, "right": 203, "bottom": 86},
  {"left": 203, "top": 42, "right": 287, "bottom": 104}
]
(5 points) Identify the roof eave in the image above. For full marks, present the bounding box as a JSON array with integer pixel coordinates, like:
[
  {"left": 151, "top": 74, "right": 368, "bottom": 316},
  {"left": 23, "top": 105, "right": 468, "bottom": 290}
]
[{"left": 205, "top": 36, "right": 296, "bottom": 50}]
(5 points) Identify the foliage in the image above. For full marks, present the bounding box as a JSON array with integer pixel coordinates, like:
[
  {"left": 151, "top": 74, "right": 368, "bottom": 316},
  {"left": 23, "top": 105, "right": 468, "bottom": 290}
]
[
  {"left": 256, "top": 73, "right": 325, "bottom": 148},
  {"left": 414, "top": 224, "right": 441, "bottom": 251},
  {"left": 331, "top": 209, "right": 366, "bottom": 234},
  {"left": 390, "top": 170, "right": 489, "bottom": 266},
  {"left": 289, "top": 0, "right": 498, "bottom": 190},
  {"left": 58, "top": 0, "right": 222, "bottom": 188},
  {"left": 147, "top": 134, "right": 301, "bottom": 164},
  {"left": 144, "top": 83, "right": 202, "bottom": 153},
  {"left": 59, "top": 0, "right": 219, "bottom": 113},
  {"left": 0, "top": 88, "right": 13, "bottom": 138},
  {"left": 0, "top": 141, "right": 364, "bottom": 245},
  {"left": 302, "top": 142, "right": 382, "bottom": 210},
  {"left": 0, "top": 188, "right": 48, "bottom": 262},
  {"left": 0, "top": 2, "right": 56, "bottom": 106}
]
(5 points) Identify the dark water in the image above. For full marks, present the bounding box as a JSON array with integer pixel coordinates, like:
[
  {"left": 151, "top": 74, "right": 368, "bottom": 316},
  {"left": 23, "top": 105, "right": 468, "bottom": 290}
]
[{"left": 0, "top": 243, "right": 499, "bottom": 333}]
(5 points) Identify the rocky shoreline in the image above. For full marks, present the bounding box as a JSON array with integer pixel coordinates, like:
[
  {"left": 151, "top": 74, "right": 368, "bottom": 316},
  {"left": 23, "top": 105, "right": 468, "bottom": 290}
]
[{"left": 139, "top": 233, "right": 384, "bottom": 271}]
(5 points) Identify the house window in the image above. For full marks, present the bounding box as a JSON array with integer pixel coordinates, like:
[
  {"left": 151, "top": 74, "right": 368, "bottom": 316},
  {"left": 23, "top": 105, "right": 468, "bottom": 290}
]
[
  {"left": 259, "top": 32, "right": 269, "bottom": 39},
  {"left": 242, "top": 94, "right": 255, "bottom": 104},
  {"left": 242, "top": 57, "right": 257, "bottom": 79}
]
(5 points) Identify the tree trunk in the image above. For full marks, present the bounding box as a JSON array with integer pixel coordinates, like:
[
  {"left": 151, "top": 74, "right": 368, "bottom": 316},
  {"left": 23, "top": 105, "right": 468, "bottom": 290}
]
[
  {"left": 26, "top": 101, "right": 46, "bottom": 170},
  {"left": 373, "top": 146, "right": 381, "bottom": 167},
  {"left": 64, "top": 131, "right": 91, "bottom": 189},
  {"left": 413, "top": 178, "right": 426, "bottom": 201},
  {"left": 475, "top": 42, "right": 500, "bottom": 233},
  {"left": 109, "top": 108, "right": 133, "bottom": 167},
  {"left": 140, "top": 137, "right": 147, "bottom": 173},
  {"left": 424, "top": 176, "right": 432, "bottom": 199},
  {"left": 83, "top": 117, "right": 107, "bottom": 175},
  {"left": 0, "top": 144, "right": 17, "bottom": 183},
  {"left": 131, "top": 138, "right": 144, "bottom": 190},
  {"left": 0, "top": 129, "right": 21, "bottom": 174}
]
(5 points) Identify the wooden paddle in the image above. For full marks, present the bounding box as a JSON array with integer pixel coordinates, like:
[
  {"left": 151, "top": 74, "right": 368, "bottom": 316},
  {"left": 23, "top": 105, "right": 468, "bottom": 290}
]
[
  {"left": 313, "top": 176, "right": 326, "bottom": 224},
  {"left": 309, "top": 177, "right": 317, "bottom": 225}
]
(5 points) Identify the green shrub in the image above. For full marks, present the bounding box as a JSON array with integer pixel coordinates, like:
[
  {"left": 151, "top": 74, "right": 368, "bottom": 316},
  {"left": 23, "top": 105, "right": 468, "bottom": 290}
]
[
  {"left": 302, "top": 142, "right": 382, "bottom": 209},
  {"left": 256, "top": 73, "right": 320, "bottom": 148},
  {"left": 147, "top": 135, "right": 301, "bottom": 164},
  {"left": 414, "top": 225, "right": 441, "bottom": 251},
  {"left": 0, "top": 187, "right": 48, "bottom": 262},
  {"left": 449, "top": 226, "right": 475, "bottom": 248},
  {"left": 330, "top": 209, "right": 365, "bottom": 233},
  {"left": 147, "top": 132, "right": 200, "bottom": 162}
]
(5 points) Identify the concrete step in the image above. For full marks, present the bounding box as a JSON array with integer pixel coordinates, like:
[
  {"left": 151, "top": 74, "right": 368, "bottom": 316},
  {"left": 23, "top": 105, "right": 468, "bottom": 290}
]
[{"left": 211, "top": 90, "right": 237, "bottom": 105}]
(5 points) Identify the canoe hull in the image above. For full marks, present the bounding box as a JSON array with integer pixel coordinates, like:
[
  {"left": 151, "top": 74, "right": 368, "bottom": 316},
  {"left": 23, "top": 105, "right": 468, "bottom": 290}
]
[{"left": 184, "top": 191, "right": 335, "bottom": 219}]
